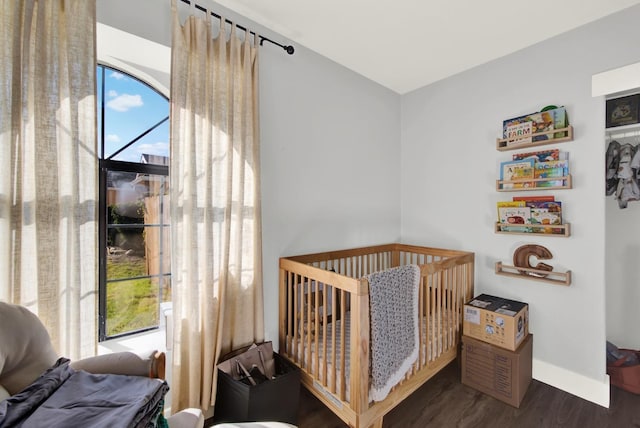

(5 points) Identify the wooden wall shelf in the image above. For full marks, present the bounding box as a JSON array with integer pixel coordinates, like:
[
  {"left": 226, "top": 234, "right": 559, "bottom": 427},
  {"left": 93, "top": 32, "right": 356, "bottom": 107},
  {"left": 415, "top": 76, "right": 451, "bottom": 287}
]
[
  {"left": 495, "top": 261, "right": 571, "bottom": 286},
  {"left": 496, "top": 126, "right": 573, "bottom": 151},
  {"left": 495, "top": 223, "right": 570, "bottom": 237},
  {"left": 496, "top": 175, "right": 572, "bottom": 191}
]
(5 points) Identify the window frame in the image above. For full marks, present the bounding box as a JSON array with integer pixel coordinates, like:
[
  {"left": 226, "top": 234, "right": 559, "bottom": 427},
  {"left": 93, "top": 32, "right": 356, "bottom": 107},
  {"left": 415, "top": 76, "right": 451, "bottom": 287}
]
[{"left": 97, "top": 64, "right": 170, "bottom": 341}]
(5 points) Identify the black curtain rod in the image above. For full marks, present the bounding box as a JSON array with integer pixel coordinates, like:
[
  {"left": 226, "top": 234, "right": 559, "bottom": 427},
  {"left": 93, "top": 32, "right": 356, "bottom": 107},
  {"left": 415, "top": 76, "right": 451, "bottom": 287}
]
[{"left": 179, "top": 0, "right": 294, "bottom": 55}]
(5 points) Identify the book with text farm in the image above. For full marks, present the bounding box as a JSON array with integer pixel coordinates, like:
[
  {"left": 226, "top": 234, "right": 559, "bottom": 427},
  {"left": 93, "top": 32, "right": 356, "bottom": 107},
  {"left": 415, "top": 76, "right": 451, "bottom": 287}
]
[
  {"left": 505, "top": 122, "right": 533, "bottom": 145},
  {"left": 503, "top": 110, "right": 555, "bottom": 142},
  {"left": 534, "top": 160, "right": 569, "bottom": 187},
  {"left": 500, "top": 159, "right": 535, "bottom": 189}
]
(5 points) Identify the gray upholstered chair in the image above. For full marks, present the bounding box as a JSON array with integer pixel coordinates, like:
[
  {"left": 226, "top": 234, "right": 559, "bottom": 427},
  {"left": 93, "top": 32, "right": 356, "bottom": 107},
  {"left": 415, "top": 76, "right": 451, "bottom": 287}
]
[{"left": 0, "top": 301, "right": 203, "bottom": 428}]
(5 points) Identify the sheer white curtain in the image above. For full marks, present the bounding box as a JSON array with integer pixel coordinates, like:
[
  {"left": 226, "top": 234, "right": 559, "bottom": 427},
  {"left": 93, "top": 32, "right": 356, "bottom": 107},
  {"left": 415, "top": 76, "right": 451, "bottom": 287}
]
[
  {"left": 170, "top": 0, "right": 265, "bottom": 411},
  {"left": 0, "top": 1, "right": 98, "bottom": 359}
]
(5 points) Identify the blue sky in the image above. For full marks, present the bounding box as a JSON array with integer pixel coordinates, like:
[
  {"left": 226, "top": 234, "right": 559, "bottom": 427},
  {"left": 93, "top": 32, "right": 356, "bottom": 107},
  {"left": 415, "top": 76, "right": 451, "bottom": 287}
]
[{"left": 98, "top": 67, "right": 169, "bottom": 162}]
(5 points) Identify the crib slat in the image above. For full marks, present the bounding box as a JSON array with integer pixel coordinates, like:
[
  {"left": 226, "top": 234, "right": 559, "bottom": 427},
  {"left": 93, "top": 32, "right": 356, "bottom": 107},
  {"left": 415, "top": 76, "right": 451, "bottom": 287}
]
[
  {"left": 321, "top": 285, "right": 328, "bottom": 388},
  {"left": 444, "top": 268, "right": 450, "bottom": 351},
  {"left": 418, "top": 272, "right": 425, "bottom": 368},
  {"left": 280, "top": 269, "right": 289, "bottom": 356},
  {"left": 430, "top": 275, "right": 436, "bottom": 362},
  {"left": 329, "top": 286, "right": 337, "bottom": 393},
  {"left": 287, "top": 271, "right": 293, "bottom": 355},
  {"left": 305, "top": 276, "right": 312, "bottom": 370},
  {"left": 339, "top": 288, "right": 346, "bottom": 401},
  {"left": 313, "top": 282, "right": 319, "bottom": 376},
  {"left": 292, "top": 272, "right": 298, "bottom": 360},
  {"left": 453, "top": 266, "right": 459, "bottom": 338},
  {"left": 437, "top": 270, "right": 442, "bottom": 358}
]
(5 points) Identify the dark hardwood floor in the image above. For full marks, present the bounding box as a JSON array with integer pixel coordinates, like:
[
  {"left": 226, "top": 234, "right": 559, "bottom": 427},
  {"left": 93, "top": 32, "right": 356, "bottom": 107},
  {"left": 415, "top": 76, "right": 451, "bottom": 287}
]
[{"left": 295, "top": 362, "right": 640, "bottom": 428}]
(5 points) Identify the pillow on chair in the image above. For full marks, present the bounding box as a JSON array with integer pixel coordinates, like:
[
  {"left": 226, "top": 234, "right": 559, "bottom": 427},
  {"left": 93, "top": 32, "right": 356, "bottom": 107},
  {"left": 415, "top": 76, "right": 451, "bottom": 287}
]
[{"left": 0, "top": 302, "right": 59, "bottom": 395}]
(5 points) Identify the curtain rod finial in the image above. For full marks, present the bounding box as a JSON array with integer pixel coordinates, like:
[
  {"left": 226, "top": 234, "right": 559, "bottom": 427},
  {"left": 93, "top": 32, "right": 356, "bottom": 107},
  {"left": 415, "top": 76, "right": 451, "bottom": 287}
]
[{"left": 284, "top": 45, "right": 294, "bottom": 55}]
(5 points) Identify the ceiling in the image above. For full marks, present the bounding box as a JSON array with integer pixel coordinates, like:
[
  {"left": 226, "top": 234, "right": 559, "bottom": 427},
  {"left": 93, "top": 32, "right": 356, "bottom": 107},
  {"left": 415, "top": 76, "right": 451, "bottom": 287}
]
[{"left": 214, "top": 0, "right": 640, "bottom": 94}]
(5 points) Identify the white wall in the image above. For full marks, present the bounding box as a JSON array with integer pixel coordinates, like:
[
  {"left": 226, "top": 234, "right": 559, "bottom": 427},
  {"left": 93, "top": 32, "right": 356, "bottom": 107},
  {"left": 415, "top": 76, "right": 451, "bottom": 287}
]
[
  {"left": 259, "top": 41, "right": 402, "bottom": 342},
  {"left": 401, "top": 4, "right": 640, "bottom": 407},
  {"left": 96, "top": 0, "right": 401, "bottom": 350}
]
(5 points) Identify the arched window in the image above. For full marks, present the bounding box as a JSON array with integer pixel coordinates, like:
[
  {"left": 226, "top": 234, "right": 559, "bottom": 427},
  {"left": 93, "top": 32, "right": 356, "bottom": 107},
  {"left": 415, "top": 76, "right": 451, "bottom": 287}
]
[{"left": 97, "top": 65, "right": 170, "bottom": 340}]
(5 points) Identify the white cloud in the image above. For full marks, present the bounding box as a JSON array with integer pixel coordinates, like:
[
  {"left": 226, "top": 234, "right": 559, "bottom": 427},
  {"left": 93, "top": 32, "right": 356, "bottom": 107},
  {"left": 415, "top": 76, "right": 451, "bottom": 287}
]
[
  {"left": 137, "top": 142, "right": 169, "bottom": 157},
  {"left": 114, "top": 152, "right": 139, "bottom": 163},
  {"left": 110, "top": 71, "right": 126, "bottom": 80},
  {"left": 106, "top": 134, "right": 120, "bottom": 143},
  {"left": 107, "top": 94, "right": 143, "bottom": 112},
  {"left": 107, "top": 90, "right": 118, "bottom": 98}
]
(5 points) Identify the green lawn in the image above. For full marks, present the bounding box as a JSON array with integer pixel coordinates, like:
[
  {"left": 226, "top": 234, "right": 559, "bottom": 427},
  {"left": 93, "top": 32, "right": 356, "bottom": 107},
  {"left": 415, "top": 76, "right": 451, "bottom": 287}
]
[{"left": 106, "top": 257, "right": 157, "bottom": 337}]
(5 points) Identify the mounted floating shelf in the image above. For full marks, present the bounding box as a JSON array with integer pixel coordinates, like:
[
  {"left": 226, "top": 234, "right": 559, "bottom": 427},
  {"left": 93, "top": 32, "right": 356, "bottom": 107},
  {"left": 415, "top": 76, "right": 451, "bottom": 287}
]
[
  {"left": 494, "top": 222, "right": 570, "bottom": 237},
  {"left": 496, "top": 126, "right": 573, "bottom": 151},
  {"left": 496, "top": 175, "right": 572, "bottom": 191},
  {"left": 495, "top": 261, "right": 571, "bottom": 286}
]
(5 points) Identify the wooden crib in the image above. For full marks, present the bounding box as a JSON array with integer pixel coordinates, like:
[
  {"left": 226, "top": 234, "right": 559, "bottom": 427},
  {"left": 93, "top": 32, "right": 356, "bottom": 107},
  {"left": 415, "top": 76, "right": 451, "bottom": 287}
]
[{"left": 278, "top": 243, "right": 475, "bottom": 428}]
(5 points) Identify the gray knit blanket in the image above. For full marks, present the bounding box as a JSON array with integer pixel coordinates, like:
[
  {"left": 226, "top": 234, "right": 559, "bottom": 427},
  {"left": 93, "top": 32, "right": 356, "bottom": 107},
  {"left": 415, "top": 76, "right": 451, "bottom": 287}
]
[{"left": 365, "top": 264, "right": 420, "bottom": 402}]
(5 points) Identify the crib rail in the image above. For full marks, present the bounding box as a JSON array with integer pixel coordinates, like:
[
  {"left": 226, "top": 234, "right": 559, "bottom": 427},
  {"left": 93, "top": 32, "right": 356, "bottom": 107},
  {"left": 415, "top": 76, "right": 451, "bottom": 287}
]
[{"left": 278, "top": 243, "right": 474, "bottom": 428}]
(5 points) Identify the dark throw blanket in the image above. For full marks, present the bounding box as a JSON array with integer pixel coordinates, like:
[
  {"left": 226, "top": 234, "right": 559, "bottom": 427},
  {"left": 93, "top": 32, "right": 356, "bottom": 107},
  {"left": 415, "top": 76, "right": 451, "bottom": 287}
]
[{"left": 0, "top": 358, "right": 169, "bottom": 428}]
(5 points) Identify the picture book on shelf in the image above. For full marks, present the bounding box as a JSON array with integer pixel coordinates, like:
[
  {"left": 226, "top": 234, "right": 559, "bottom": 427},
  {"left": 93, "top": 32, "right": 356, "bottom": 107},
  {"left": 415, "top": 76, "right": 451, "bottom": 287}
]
[
  {"left": 497, "top": 199, "right": 564, "bottom": 234},
  {"left": 512, "top": 149, "right": 560, "bottom": 163},
  {"left": 496, "top": 201, "right": 525, "bottom": 219},
  {"left": 534, "top": 160, "right": 569, "bottom": 187},
  {"left": 500, "top": 159, "right": 535, "bottom": 189},
  {"left": 497, "top": 206, "right": 531, "bottom": 232},
  {"left": 549, "top": 106, "right": 569, "bottom": 138},
  {"left": 526, "top": 201, "right": 562, "bottom": 225},
  {"left": 513, "top": 195, "right": 555, "bottom": 202},
  {"left": 527, "top": 201, "right": 563, "bottom": 234},
  {"left": 503, "top": 110, "right": 555, "bottom": 142},
  {"left": 511, "top": 166, "right": 535, "bottom": 188},
  {"left": 505, "top": 122, "right": 533, "bottom": 145}
]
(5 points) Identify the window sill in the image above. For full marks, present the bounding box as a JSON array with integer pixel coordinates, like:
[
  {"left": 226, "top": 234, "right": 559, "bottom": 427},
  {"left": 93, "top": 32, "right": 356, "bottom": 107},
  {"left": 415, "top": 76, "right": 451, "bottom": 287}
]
[
  {"left": 98, "top": 327, "right": 167, "bottom": 355},
  {"left": 99, "top": 302, "right": 173, "bottom": 355}
]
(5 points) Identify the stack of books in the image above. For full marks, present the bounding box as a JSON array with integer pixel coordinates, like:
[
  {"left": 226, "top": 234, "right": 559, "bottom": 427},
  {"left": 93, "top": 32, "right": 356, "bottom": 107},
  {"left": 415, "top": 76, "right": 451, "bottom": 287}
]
[
  {"left": 499, "top": 149, "right": 569, "bottom": 189},
  {"left": 497, "top": 196, "right": 563, "bottom": 234}
]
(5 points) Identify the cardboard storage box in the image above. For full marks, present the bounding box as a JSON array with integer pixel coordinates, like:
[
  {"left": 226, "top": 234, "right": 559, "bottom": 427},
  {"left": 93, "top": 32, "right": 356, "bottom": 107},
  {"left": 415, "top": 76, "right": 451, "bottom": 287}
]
[
  {"left": 607, "top": 349, "right": 640, "bottom": 394},
  {"left": 461, "top": 334, "right": 533, "bottom": 408},
  {"left": 214, "top": 352, "right": 300, "bottom": 425},
  {"left": 463, "top": 294, "right": 528, "bottom": 351}
]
